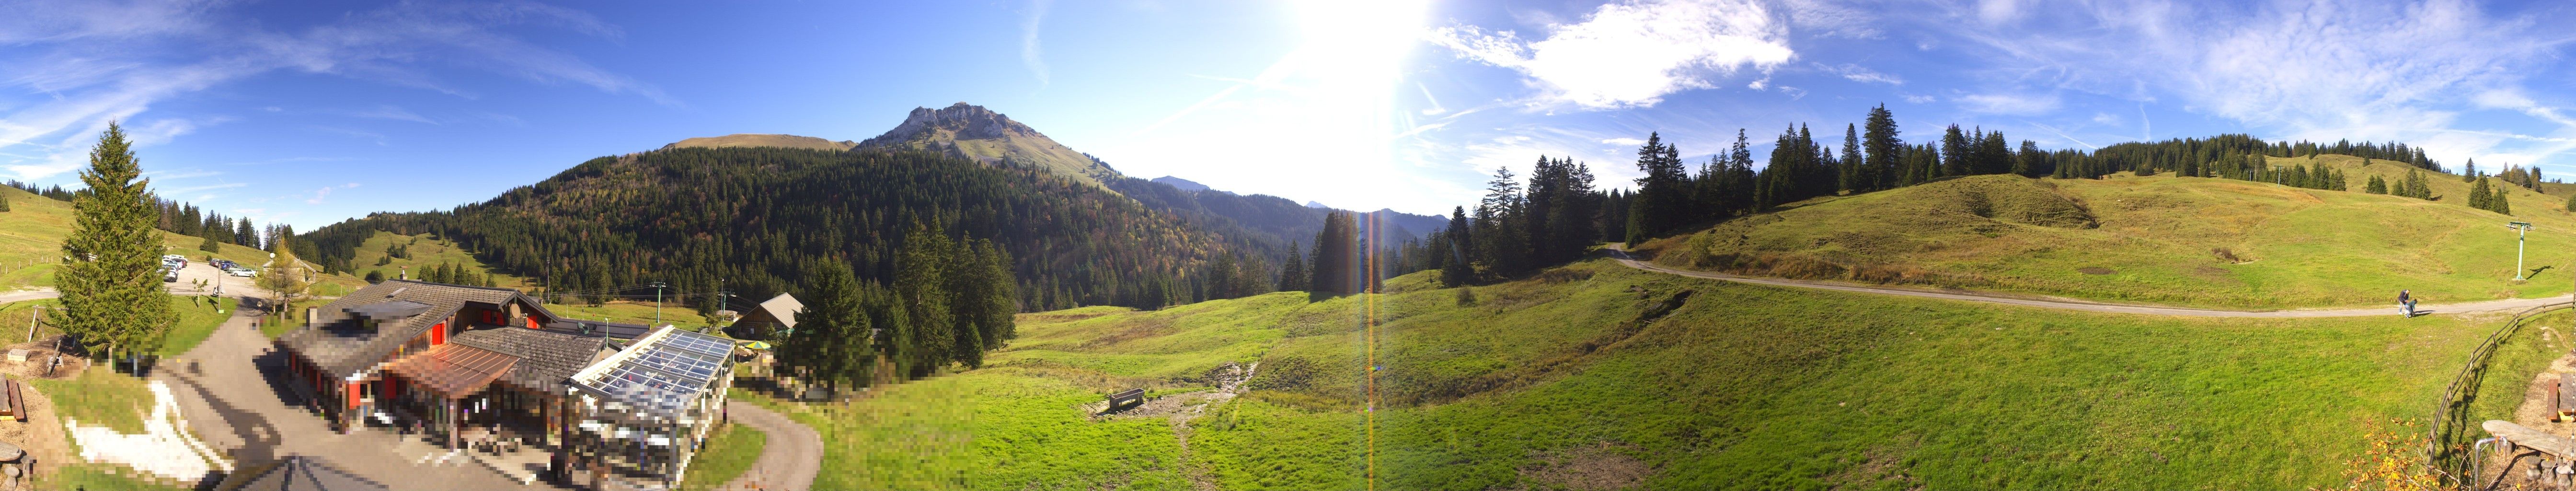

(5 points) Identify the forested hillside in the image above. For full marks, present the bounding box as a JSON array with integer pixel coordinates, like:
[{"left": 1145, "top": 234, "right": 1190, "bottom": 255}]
[{"left": 297, "top": 147, "right": 1267, "bottom": 313}]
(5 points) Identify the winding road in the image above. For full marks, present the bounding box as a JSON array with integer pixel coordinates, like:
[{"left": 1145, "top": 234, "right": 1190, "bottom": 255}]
[{"left": 1605, "top": 244, "right": 2569, "bottom": 318}]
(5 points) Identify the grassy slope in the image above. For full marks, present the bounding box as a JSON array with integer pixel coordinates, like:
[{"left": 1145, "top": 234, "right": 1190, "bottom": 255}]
[
  {"left": 678, "top": 421, "right": 768, "bottom": 491},
  {"left": 543, "top": 301, "right": 713, "bottom": 328},
  {"left": 749, "top": 260, "right": 2561, "bottom": 489},
  {"left": 0, "top": 185, "right": 366, "bottom": 292},
  {"left": 344, "top": 231, "right": 527, "bottom": 289},
  {"left": 4, "top": 295, "right": 240, "bottom": 355},
  {"left": 1636, "top": 155, "right": 2576, "bottom": 309}
]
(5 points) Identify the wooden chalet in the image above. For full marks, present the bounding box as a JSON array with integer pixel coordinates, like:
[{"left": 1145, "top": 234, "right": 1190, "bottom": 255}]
[{"left": 724, "top": 292, "right": 800, "bottom": 340}]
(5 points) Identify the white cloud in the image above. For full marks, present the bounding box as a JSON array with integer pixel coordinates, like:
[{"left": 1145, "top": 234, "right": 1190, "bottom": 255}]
[
  {"left": 1928, "top": 0, "right": 2575, "bottom": 167},
  {"left": 2091, "top": 112, "right": 2120, "bottom": 126},
  {"left": 1957, "top": 93, "right": 2059, "bottom": 115},
  {"left": 304, "top": 183, "right": 359, "bottom": 204},
  {"left": 1813, "top": 62, "right": 1900, "bottom": 85},
  {"left": 1747, "top": 78, "right": 1768, "bottom": 91},
  {"left": 1426, "top": 0, "right": 1794, "bottom": 110},
  {"left": 1601, "top": 137, "right": 1645, "bottom": 146},
  {"left": 1900, "top": 93, "right": 1934, "bottom": 104},
  {"left": 1020, "top": 0, "right": 1052, "bottom": 86},
  {"left": 1780, "top": 0, "right": 1878, "bottom": 39},
  {"left": 1778, "top": 86, "right": 1807, "bottom": 100}
]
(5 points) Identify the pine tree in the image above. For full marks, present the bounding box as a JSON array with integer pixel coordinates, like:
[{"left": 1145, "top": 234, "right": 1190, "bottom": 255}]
[
  {"left": 1440, "top": 208, "right": 1472, "bottom": 287},
  {"left": 56, "top": 122, "right": 176, "bottom": 368},
  {"left": 1940, "top": 124, "right": 1968, "bottom": 177},
  {"left": 1276, "top": 240, "right": 1309, "bottom": 291},
  {"left": 199, "top": 234, "right": 221, "bottom": 253},
  {"left": 2494, "top": 185, "right": 2512, "bottom": 214},
  {"left": 1310, "top": 211, "right": 1360, "bottom": 294},
  {"left": 2471, "top": 177, "right": 2493, "bottom": 210},
  {"left": 1840, "top": 124, "right": 1863, "bottom": 192},
  {"left": 1863, "top": 104, "right": 1901, "bottom": 191},
  {"left": 2564, "top": 192, "right": 2575, "bottom": 213},
  {"left": 0, "top": 193, "right": 10, "bottom": 212},
  {"left": 895, "top": 222, "right": 954, "bottom": 376},
  {"left": 365, "top": 269, "right": 385, "bottom": 283},
  {"left": 784, "top": 259, "right": 871, "bottom": 392},
  {"left": 2366, "top": 175, "right": 2387, "bottom": 194}
]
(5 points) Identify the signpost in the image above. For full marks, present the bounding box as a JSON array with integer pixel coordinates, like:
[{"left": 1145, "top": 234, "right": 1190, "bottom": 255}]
[{"left": 2510, "top": 221, "right": 2536, "bottom": 281}]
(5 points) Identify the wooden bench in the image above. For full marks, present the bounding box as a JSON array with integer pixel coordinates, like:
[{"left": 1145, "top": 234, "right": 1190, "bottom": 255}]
[
  {"left": 2559, "top": 374, "right": 2576, "bottom": 422},
  {"left": 8, "top": 376, "right": 23, "bottom": 422},
  {"left": 1107, "top": 388, "right": 1145, "bottom": 410}
]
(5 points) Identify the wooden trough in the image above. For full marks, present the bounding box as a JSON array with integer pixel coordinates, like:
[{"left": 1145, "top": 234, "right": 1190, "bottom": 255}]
[{"left": 1106, "top": 388, "right": 1145, "bottom": 411}]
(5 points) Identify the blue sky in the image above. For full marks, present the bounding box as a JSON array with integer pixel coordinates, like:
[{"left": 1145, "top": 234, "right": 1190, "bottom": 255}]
[{"left": 3, "top": 0, "right": 2574, "bottom": 230}]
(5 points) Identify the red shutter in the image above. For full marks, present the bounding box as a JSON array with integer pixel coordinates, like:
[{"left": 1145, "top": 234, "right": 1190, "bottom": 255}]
[
  {"left": 432, "top": 322, "right": 446, "bottom": 345},
  {"left": 527, "top": 315, "right": 541, "bottom": 329},
  {"left": 346, "top": 381, "right": 362, "bottom": 410}
]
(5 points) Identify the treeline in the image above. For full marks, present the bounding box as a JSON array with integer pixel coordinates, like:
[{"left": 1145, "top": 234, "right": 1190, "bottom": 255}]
[
  {"left": 297, "top": 147, "right": 1265, "bottom": 315},
  {"left": 771, "top": 222, "right": 1019, "bottom": 391},
  {"left": 3, "top": 180, "right": 74, "bottom": 201},
  {"left": 151, "top": 198, "right": 264, "bottom": 252},
  {"left": 1426, "top": 104, "right": 2482, "bottom": 282}
]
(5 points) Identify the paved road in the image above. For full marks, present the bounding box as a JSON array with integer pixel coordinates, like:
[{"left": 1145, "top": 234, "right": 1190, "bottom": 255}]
[
  {"left": 1606, "top": 244, "right": 2571, "bottom": 318},
  {"left": 719, "top": 400, "right": 822, "bottom": 491}
]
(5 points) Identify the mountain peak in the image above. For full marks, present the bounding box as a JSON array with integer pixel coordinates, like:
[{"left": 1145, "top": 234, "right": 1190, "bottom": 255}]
[
  {"left": 1151, "top": 175, "right": 1210, "bottom": 192},
  {"left": 865, "top": 103, "right": 1043, "bottom": 147},
  {"left": 856, "top": 102, "right": 1122, "bottom": 190}
]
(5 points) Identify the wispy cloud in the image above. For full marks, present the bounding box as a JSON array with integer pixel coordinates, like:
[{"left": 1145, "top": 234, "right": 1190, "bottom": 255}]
[
  {"left": 1020, "top": 0, "right": 1052, "bottom": 86},
  {"left": 303, "top": 182, "right": 360, "bottom": 204},
  {"left": 1813, "top": 62, "right": 1900, "bottom": 85},
  {"left": 352, "top": 105, "right": 437, "bottom": 125},
  {"left": 1426, "top": 0, "right": 1794, "bottom": 110},
  {"left": 1957, "top": 93, "right": 2058, "bottom": 115},
  {"left": 0, "top": 0, "right": 672, "bottom": 181}
]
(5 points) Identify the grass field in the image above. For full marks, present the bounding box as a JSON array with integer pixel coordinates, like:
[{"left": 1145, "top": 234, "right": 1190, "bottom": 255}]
[
  {"left": 343, "top": 231, "right": 527, "bottom": 289},
  {"left": 1635, "top": 156, "right": 2576, "bottom": 310},
  {"left": 678, "top": 421, "right": 767, "bottom": 491},
  {"left": 30, "top": 365, "right": 155, "bottom": 434},
  {"left": 160, "top": 296, "right": 235, "bottom": 356},
  {"left": 0, "top": 185, "right": 366, "bottom": 292},
  {"left": 544, "top": 301, "right": 713, "bottom": 328},
  {"left": 743, "top": 258, "right": 2561, "bottom": 489}
]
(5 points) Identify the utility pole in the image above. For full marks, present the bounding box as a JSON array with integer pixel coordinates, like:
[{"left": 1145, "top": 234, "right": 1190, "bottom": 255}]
[
  {"left": 651, "top": 281, "right": 668, "bottom": 327},
  {"left": 2510, "top": 222, "right": 2536, "bottom": 280}
]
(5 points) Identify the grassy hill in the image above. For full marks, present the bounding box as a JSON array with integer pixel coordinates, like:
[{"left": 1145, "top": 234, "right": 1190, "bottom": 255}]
[
  {"left": 342, "top": 231, "right": 526, "bottom": 289},
  {"left": 1633, "top": 155, "right": 2576, "bottom": 309},
  {"left": 738, "top": 258, "right": 2557, "bottom": 489},
  {"left": 0, "top": 185, "right": 360, "bottom": 292},
  {"left": 662, "top": 133, "right": 856, "bottom": 152}
]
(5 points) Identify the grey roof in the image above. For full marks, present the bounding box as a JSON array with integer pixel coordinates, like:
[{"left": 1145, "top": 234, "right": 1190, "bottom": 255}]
[
  {"left": 449, "top": 327, "right": 607, "bottom": 391},
  {"left": 345, "top": 301, "right": 432, "bottom": 320},
  {"left": 214, "top": 456, "right": 390, "bottom": 491},
  {"left": 747, "top": 293, "right": 802, "bottom": 328},
  {"left": 277, "top": 280, "right": 553, "bottom": 378}
]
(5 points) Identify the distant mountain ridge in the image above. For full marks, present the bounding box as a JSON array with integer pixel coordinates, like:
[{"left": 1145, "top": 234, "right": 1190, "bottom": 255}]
[
  {"left": 663, "top": 134, "right": 855, "bottom": 152},
  {"left": 1151, "top": 176, "right": 1210, "bottom": 192}
]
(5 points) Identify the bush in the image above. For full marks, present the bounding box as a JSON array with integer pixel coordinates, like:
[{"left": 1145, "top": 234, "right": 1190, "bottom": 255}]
[
  {"left": 1454, "top": 287, "right": 1476, "bottom": 306},
  {"left": 364, "top": 269, "right": 385, "bottom": 283}
]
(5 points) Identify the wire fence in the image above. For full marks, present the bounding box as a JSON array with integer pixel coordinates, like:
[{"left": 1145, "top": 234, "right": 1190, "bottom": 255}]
[{"left": 2428, "top": 300, "right": 2574, "bottom": 487}]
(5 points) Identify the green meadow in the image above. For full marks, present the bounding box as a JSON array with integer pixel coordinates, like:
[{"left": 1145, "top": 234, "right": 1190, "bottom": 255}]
[
  {"left": 742, "top": 258, "right": 2560, "bottom": 490},
  {"left": 1635, "top": 156, "right": 2576, "bottom": 310}
]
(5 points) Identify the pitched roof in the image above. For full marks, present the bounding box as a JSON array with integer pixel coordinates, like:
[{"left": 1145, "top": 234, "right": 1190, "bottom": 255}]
[
  {"left": 449, "top": 327, "right": 607, "bottom": 390},
  {"left": 277, "top": 280, "right": 551, "bottom": 378},
  {"left": 214, "top": 456, "right": 390, "bottom": 491},
  {"left": 545, "top": 319, "right": 653, "bottom": 339},
  {"left": 745, "top": 293, "right": 802, "bottom": 328},
  {"left": 382, "top": 343, "right": 516, "bottom": 397}
]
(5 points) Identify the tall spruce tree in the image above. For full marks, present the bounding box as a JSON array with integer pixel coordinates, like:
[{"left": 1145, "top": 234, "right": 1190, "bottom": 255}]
[
  {"left": 1440, "top": 208, "right": 1472, "bottom": 286},
  {"left": 1276, "top": 240, "right": 1309, "bottom": 291},
  {"left": 1863, "top": 105, "right": 1901, "bottom": 190},
  {"left": 1840, "top": 124, "right": 1863, "bottom": 192},
  {"left": 1310, "top": 211, "right": 1360, "bottom": 294},
  {"left": 57, "top": 122, "right": 176, "bottom": 368},
  {"left": 2471, "top": 177, "right": 2493, "bottom": 210},
  {"left": 784, "top": 259, "right": 872, "bottom": 392},
  {"left": 1939, "top": 124, "right": 1969, "bottom": 177},
  {"left": 895, "top": 222, "right": 955, "bottom": 377}
]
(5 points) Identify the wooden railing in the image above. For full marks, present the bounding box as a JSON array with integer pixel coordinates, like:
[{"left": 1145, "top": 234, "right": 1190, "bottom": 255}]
[{"left": 2429, "top": 300, "right": 2573, "bottom": 486}]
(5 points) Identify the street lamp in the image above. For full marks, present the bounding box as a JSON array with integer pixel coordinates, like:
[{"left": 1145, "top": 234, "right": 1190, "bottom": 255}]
[{"left": 2508, "top": 221, "right": 2536, "bottom": 281}]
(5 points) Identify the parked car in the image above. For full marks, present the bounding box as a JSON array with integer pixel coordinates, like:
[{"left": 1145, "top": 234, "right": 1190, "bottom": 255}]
[
  {"left": 163, "top": 269, "right": 178, "bottom": 282},
  {"left": 227, "top": 267, "right": 257, "bottom": 278}
]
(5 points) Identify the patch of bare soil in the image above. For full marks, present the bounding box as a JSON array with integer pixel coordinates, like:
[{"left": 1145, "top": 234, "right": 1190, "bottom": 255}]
[
  {"left": 1515, "top": 441, "right": 1652, "bottom": 491},
  {"left": 1078, "top": 362, "right": 1256, "bottom": 491},
  {"left": 2495, "top": 335, "right": 2576, "bottom": 489}
]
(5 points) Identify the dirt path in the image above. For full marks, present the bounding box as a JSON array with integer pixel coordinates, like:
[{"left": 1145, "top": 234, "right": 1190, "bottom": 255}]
[
  {"left": 1606, "top": 244, "right": 2568, "bottom": 318},
  {"left": 716, "top": 400, "right": 822, "bottom": 491}
]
